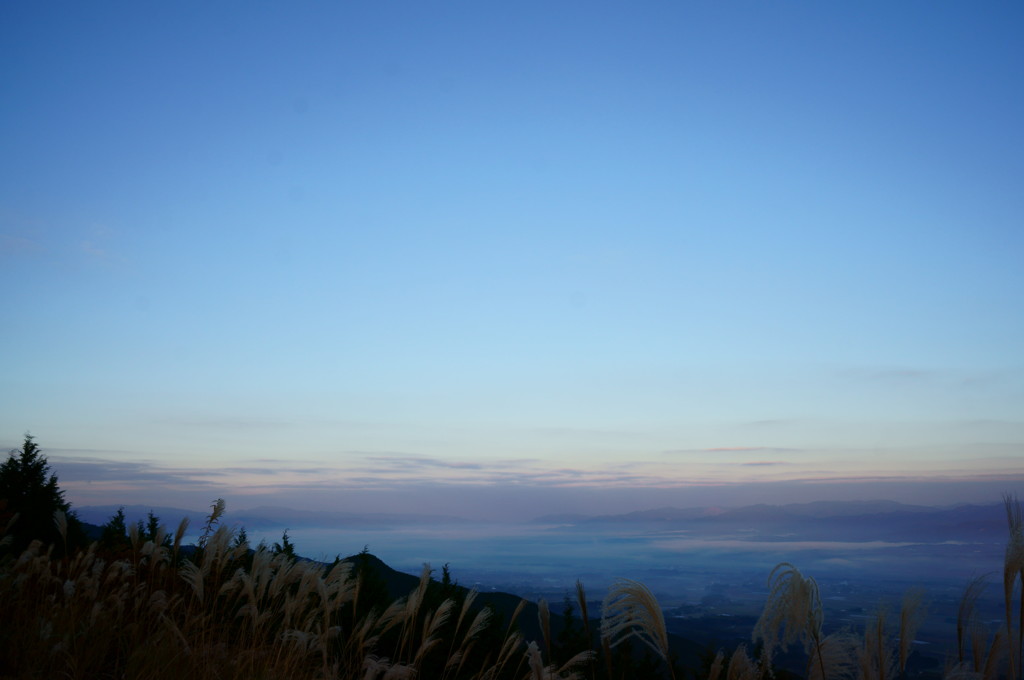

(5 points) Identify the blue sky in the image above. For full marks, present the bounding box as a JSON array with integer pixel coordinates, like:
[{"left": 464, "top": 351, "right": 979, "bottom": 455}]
[{"left": 2, "top": 2, "right": 1022, "bottom": 519}]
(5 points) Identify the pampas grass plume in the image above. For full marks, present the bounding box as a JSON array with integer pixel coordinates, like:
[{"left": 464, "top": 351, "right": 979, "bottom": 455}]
[{"left": 601, "top": 578, "right": 674, "bottom": 679}]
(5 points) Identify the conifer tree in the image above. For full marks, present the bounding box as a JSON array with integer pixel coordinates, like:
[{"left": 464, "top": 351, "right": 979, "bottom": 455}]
[
  {"left": 0, "top": 435, "right": 84, "bottom": 555},
  {"left": 100, "top": 506, "right": 128, "bottom": 546},
  {"left": 273, "top": 528, "right": 297, "bottom": 560}
]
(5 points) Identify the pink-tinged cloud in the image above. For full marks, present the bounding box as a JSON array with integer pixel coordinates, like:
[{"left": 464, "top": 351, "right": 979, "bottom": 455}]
[{"left": 39, "top": 443, "right": 1024, "bottom": 521}]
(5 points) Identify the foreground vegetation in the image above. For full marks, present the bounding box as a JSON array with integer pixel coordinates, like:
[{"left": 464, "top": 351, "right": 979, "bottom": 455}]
[{"left": 1, "top": 438, "right": 1022, "bottom": 679}]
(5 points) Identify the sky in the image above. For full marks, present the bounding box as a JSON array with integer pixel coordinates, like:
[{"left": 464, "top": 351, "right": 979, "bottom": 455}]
[{"left": 2, "top": 2, "right": 1023, "bottom": 521}]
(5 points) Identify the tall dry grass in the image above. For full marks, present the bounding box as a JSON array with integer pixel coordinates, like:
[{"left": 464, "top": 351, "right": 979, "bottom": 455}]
[
  {"left": 1004, "top": 493, "right": 1024, "bottom": 680},
  {"left": 0, "top": 504, "right": 534, "bottom": 680},
  {"left": 600, "top": 578, "right": 676, "bottom": 680},
  {"left": 2, "top": 494, "right": 1023, "bottom": 680}
]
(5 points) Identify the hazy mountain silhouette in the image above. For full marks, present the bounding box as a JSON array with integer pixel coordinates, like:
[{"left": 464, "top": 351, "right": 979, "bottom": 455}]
[
  {"left": 75, "top": 504, "right": 469, "bottom": 531},
  {"left": 76, "top": 499, "right": 1006, "bottom": 545},
  {"left": 534, "top": 500, "right": 1005, "bottom": 542}
]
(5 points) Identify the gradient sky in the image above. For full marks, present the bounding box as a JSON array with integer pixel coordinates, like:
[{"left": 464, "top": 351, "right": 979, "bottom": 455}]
[{"left": 2, "top": 2, "right": 1022, "bottom": 520}]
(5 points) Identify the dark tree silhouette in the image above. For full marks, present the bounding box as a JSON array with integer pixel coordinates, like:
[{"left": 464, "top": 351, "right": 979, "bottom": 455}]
[
  {"left": 144, "top": 510, "right": 162, "bottom": 543},
  {"left": 273, "top": 528, "right": 297, "bottom": 561},
  {"left": 0, "top": 434, "right": 84, "bottom": 556},
  {"left": 232, "top": 525, "right": 249, "bottom": 550},
  {"left": 100, "top": 506, "right": 129, "bottom": 549}
]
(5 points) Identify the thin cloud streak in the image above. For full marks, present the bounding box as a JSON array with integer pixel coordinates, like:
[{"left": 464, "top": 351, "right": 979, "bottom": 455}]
[
  {"left": 664, "top": 447, "right": 801, "bottom": 455},
  {"left": 154, "top": 417, "right": 295, "bottom": 430},
  {"left": 30, "top": 433, "right": 1022, "bottom": 521},
  {"left": 54, "top": 448, "right": 1024, "bottom": 491},
  {"left": 364, "top": 455, "right": 484, "bottom": 471},
  {"left": 217, "top": 467, "right": 332, "bottom": 476}
]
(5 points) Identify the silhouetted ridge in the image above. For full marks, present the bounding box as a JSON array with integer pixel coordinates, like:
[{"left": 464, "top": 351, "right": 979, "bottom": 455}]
[{"left": 539, "top": 500, "right": 1006, "bottom": 542}]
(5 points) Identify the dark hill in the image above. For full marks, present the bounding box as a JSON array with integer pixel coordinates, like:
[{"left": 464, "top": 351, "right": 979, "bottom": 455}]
[{"left": 334, "top": 551, "right": 707, "bottom": 671}]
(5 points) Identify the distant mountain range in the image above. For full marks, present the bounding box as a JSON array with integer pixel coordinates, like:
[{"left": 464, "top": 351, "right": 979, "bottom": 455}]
[
  {"left": 533, "top": 499, "right": 938, "bottom": 524},
  {"left": 534, "top": 500, "right": 1008, "bottom": 543},
  {"left": 74, "top": 504, "right": 470, "bottom": 531},
  {"left": 74, "top": 499, "right": 1011, "bottom": 545}
]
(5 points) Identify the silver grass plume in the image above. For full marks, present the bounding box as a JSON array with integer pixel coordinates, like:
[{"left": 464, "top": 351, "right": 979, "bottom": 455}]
[
  {"left": 179, "top": 559, "right": 204, "bottom": 604},
  {"left": 948, "top": 629, "right": 1009, "bottom": 680},
  {"left": 858, "top": 607, "right": 896, "bottom": 680},
  {"left": 538, "top": 597, "right": 552, "bottom": 661},
  {"left": 481, "top": 630, "right": 524, "bottom": 680},
  {"left": 706, "top": 650, "right": 725, "bottom": 680},
  {"left": 413, "top": 598, "right": 454, "bottom": 666},
  {"left": 727, "top": 644, "right": 759, "bottom": 680},
  {"left": 981, "top": 630, "right": 1008, "bottom": 680},
  {"left": 753, "top": 563, "right": 823, "bottom": 672},
  {"left": 526, "top": 640, "right": 547, "bottom": 680},
  {"left": 576, "top": 579, "right": 592, "bottom": 645},
  {"left": 958, "top": 576, "right": 989, "bottom": 666},
  {"left": 171, "top": 515, "right": 189, "bottom": 563},
  {"left": 198, "top": 498, "right": 225, "bottom": 549},
  {"left": 463, "top": 605, "right": 492, "bottom": 642},
  {"left": 524, "top": 640, "right": 594, "bottom": 680},
  {"left": 808, "top": 632, "right": 856, "bottom": 680},
  {"left": 1004, "top": 493, "right": 1024, "bottom": 680},
  {"left": 455, "top": 588, "right": 479, "bottom": 638},
  {"left": 898, "top": 588, "right": 926, "bottom": 674},
  {"left": 601, "top": 578, "right": 675, "bottom": 679}
]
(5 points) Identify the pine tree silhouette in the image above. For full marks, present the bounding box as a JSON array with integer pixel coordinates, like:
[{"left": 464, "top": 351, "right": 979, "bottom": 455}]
[{"left": 0, "top": 434, "right": 84, "bottom": 556}]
